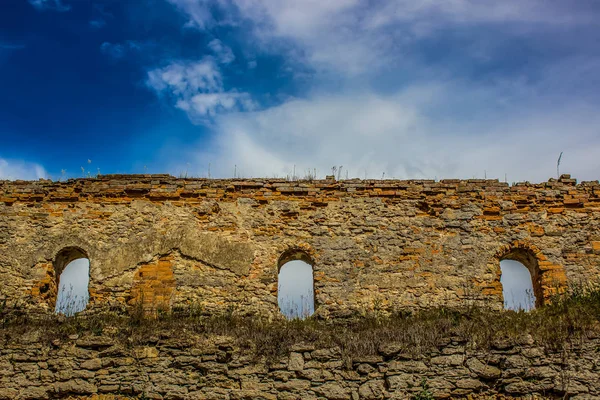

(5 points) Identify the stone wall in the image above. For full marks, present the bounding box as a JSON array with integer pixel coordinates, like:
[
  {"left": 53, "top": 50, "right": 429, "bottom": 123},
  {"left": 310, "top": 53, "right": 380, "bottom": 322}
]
[
  {"left": 0, "top": 331, "right": 598, "bottom": 399},
  {"left": 1, "top": 174, "right": 600, "bottom": 316}
]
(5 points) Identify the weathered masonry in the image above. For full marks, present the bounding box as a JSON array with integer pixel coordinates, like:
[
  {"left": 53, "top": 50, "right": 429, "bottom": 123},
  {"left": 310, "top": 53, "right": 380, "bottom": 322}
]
[{"left": 1, "top": 174, "right": 599, "bottom": 317}]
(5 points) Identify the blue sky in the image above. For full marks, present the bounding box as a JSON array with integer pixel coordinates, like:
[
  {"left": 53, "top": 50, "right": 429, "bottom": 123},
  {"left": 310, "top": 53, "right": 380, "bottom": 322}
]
[{"left": 1, "top": 0, "right": 600, "bottom": 181}]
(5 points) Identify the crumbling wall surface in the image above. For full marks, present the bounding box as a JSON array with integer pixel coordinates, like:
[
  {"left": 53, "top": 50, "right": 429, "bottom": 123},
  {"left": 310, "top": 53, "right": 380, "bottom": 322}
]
[
  {"left": 0, "top": 332, "right": 598, "bottom": 399},
  {"left": 1, "top": 174, "right": 600, "bottom": 316}
]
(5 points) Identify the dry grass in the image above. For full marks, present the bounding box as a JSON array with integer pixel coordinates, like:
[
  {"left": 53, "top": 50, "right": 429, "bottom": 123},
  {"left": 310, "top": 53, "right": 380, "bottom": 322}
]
[{"left": 1, "top": 284, "right": 599, "bottom": 361}]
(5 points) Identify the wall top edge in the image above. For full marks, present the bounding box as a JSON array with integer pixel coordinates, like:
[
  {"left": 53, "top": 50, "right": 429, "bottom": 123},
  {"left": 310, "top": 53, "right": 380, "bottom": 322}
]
[{"left": 0, "top": 174, "right": 596, "bottom": 187}]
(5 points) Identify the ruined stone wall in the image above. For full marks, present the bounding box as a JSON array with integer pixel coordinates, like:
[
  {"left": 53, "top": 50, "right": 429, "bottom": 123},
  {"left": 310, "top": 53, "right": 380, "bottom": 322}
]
[
  {"left": 1, "top": 174, "right": 600, "bottom": 316},
  {"left": 0, "top": 331, "right": 598, "bottom": 399}
]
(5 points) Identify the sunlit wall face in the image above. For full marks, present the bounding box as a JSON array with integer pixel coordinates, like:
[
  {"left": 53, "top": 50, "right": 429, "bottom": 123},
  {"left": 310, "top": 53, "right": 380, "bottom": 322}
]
[
  {"left": 500, "top": 259, "right": 535, "bottom": 311},
  {"left": 278, "top": 260, "right": 314, "bottom": 319},
  {"left": 55, "top": 258, "right": 90, "bottom": 316}
]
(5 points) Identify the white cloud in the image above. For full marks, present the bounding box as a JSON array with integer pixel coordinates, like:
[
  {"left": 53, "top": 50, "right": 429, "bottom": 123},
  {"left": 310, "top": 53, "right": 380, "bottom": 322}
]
[
  {"left": 360, "top": 0, "right": 595, "bottom": 29},
  {"left": 148, "top": 58, "right": 222, "bottom": 95},
  {"left": 178, "top": 92, "right": 252, "bottom": 117},
  {"left": 167, "top": 0, "right": 218, "bottom": 29},
  {"left": 208, "top": 39, "right": 235, "bottom": 64},
  {"left": 167, "top": 0, "right": 596, "bottom": 76},
  {"left": 0, "top": 158, "right": 47, "bottom": 181},
  {"left": 28, "top": 0, "right": 70, "bottom": 12},
  {"left": 159, "top": 1, "right": 600, "bottom": 183},
  {"left": 147, "top": 58, "right": 254, "bottom": 122},
  {"left": 173, "top": 76, "right": 600, "bottom": 182}
]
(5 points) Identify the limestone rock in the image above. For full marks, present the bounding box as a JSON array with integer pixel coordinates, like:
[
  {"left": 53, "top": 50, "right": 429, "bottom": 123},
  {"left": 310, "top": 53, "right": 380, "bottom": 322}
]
[
  {"left": 386, "top": 373, "right": 418, "bottom": 391},
  {"left": 466, "top": 358, "right": 502, "bottom": 379},
  {"left": 288, "top": 352, "right": 304, "bottom": 371},
  {"left": 455, "top": 378, "right": 485, "bottom": 390},
  {"left": 80, "top": 358, "right": 102, "bottom": 370},
  {"left": 358, "top": 380, "right": 385, "bottom": 399},
  {"left": 53, "top": 379, "right": 97, "bottom": 395},
  {"left": 313, "top": 382, "right": 350, "bottom": 400}
]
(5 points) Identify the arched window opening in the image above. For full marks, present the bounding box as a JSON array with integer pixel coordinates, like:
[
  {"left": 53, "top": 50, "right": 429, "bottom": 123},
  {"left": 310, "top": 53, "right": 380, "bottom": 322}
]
[
  {"left": 54, "top": 247, "right": 90, "bottom": 316},
  {"left": 278, "top": 251, "right": 315, "bottom": 319},
  {"left": 500, "top": 260, "right": 536, "bottom": 311}
]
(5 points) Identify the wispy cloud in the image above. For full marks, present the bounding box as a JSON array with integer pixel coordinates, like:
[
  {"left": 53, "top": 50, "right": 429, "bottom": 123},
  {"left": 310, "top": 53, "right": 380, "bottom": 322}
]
[
  {"left": 89, "top": 19, "right": 106, "bottom": 29},
  {"left": 167, "top": 0, "right": 222, "bottom": 30},
  {"left": 167, "top": 0, "right": 598, "bottom": 76},
  {"left": 0, "top": 158, "right": 47, "bottom": 181},
  {"left": 100, "top": 41, "right": 144, "bottom": 59},
  {"left": 0, "top": 43, "right": 26, "bottom": 50},
  {"left": 148, "top": 58, "right": 223, "bottom": 95},
  {"left": 28, "top": 0, "right": 71, "bottom": 12},
  {"left": 89, "top": 3, "right": 113, "bottom": 29},
  {"left": 146, "top": 58, "right": 254, "bottom": 123},
  {"left": 208, "top": 39, "right": 235, "bottom": 64}
]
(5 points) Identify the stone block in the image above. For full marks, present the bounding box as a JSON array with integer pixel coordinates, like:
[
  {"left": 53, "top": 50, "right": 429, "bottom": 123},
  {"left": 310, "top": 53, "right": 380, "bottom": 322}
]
[{"left": 288, "top": 352, "right": 304, "bottom": 371}]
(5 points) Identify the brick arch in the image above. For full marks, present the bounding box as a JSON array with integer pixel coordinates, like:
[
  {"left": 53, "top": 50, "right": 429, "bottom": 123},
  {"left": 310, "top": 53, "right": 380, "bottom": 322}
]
[
  {"left": 54, "top": 246, "right": 89, "bottom": 278},
  {"left": 495, "top": 241, "right": 567, "bottom": 307},
  {"left": 277, "top": 246, "right": 316, "bottom": 271}
]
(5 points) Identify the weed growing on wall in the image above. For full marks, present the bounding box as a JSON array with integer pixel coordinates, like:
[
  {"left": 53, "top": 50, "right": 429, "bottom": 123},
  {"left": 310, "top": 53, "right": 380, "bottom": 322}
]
[
  {"left": 55, "top": 285, "right": 89, "bottom": 316},
  {"left": 413, "top": 378, "right": 434, "bottom": 400}
]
